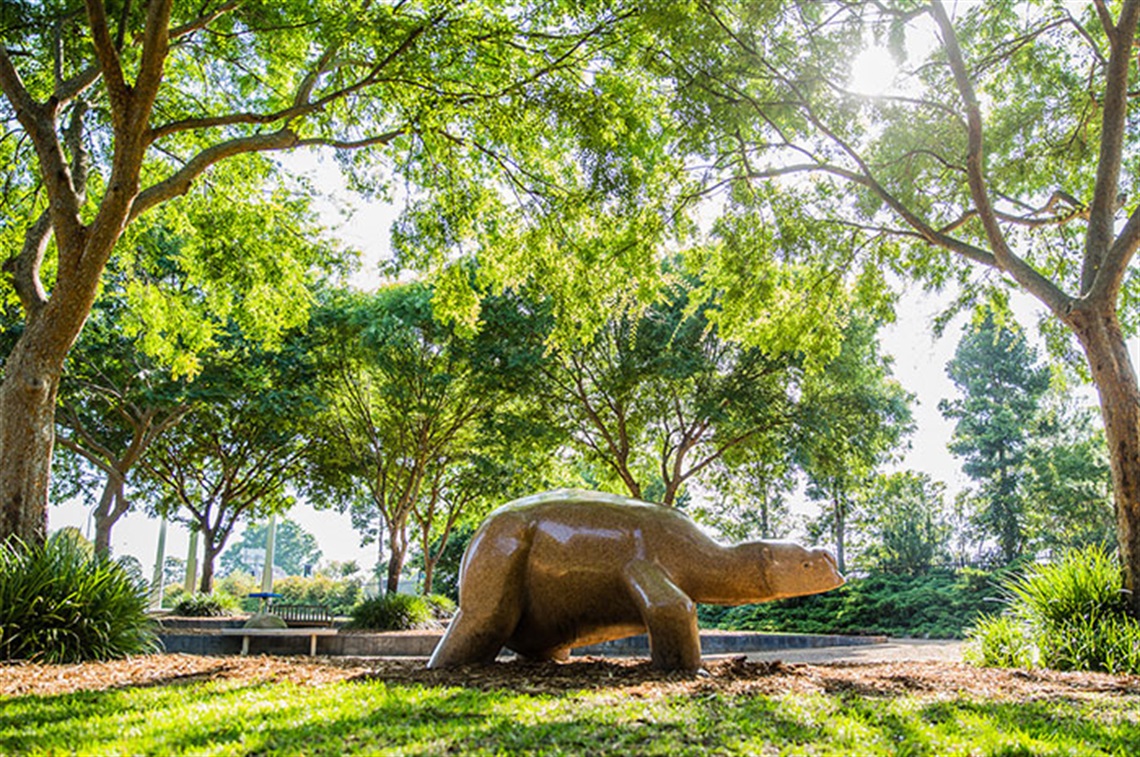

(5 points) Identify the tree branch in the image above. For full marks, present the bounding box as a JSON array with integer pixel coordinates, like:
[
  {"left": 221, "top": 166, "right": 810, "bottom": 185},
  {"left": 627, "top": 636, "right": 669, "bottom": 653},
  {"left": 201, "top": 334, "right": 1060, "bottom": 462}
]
[
  {"left": 129, "top": 129, "right": 300, "bottom": 220},
  {"left": 1101, "top": 204, "right": 1140, "bottom": 301},
  {"left": 1093, "top": 0, "right": 1116, "bottom": 40},
  {"left": 0, "top": 48, "right": 86, "bottom": 248},
  {"left": 1086, "top": 0, "right": 1140, "bottom": 304},
  {"left": 82, "top": 0, "right": 129, "bottom": 121},
  {"left": 169, "top": 1, "right": 241, "bottom": 42},
  {"left": 4, "top": 211, "right": 51, "bottom": 317},
  {"left": 929, "top": 0, "right": 1074, "bottom": 317},
  {"left": 133, "top": 0, "right": 173, "bottom": 112}
]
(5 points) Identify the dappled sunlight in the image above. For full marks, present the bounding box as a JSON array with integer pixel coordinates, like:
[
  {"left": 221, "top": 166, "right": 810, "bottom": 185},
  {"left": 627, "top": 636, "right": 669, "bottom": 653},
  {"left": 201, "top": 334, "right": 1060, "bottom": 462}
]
[{"left": 3, "top": 655, "right": 1139, "bottom": 755}]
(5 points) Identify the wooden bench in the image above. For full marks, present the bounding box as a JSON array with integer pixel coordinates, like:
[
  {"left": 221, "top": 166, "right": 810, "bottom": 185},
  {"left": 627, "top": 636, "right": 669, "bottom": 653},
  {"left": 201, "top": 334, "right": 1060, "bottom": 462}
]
[
  {"left": 272, "top": 603, "right": 333, "bottom": 627},
  {"left": 220, "top": 627, "right": 338, "bottom": 657}
]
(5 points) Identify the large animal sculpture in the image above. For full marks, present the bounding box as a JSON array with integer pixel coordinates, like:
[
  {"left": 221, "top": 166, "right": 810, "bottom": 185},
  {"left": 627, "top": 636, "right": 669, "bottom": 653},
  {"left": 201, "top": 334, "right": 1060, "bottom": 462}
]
[{"left": 428, "top": 489, "right": 845, "bottom": 671}]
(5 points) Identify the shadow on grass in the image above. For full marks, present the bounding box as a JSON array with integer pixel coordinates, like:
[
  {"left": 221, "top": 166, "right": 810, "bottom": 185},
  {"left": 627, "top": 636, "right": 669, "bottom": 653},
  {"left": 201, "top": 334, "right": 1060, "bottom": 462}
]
[{"left": 3, "top": 675, "right": 1139, "bottom": 756}]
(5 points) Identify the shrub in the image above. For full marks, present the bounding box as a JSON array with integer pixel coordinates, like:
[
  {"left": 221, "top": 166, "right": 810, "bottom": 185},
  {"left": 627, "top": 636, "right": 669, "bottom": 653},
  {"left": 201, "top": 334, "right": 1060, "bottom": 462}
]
[
  {"left": 215, "top": 573, "right": 260, "bottom": 612},
  {"left": 172, "top": 592, "right": 240, "bottom": 617},
  {"left": 0, "top": 533, "right": 158, "bottom": 663},
  {"left": 964, "top": 615, "right": 1036, "bottom": 668},
  {"left": 701, "top": 569, "right": 1001, "bottom": 639},
  {"left": 1005, "top": 547, "right": 1126, "bottom": 627},
  {"left": 346, "top": 594, "right": 434, "bottom": 631},
  {"left": 160, "top": 583, "right": 188, "bottom": 610},
  {"left": 273, "top": 574, "right": 363, "bottom": 616},
  {"left": 425, "top": 593, "right": 457, "bottom": 620},
  {"left": 965, "top": 546, "right": 1140, "bottom": 674}
]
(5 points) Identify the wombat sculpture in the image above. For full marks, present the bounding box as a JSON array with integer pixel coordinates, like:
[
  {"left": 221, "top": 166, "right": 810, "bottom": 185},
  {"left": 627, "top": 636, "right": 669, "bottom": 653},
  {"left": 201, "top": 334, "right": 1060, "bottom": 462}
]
[{"left": 427, "top": 489, "right": 844, "bottom": 671}]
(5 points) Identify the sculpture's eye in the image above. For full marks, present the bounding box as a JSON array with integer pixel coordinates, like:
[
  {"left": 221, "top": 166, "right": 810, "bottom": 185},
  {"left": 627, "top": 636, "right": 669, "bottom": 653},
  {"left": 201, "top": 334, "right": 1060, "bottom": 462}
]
[{"left": 803, "top": 561, "right": 812, "bottom": 569}]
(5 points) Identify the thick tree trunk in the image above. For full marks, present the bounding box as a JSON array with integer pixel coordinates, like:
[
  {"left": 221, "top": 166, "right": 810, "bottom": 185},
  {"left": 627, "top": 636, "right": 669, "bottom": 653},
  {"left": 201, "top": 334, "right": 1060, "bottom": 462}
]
[
  {"left": 422, "top": 559, "right": 435, "bottom": 596},
  {"left": 200, "top": 539, "right": 220, "bottom": 594},
  {"left": 0, "top": 333, "right": 66, "bottom": 545},
  {"left": 1072, "top": 308, "right": 1140, "bottom": 616}
]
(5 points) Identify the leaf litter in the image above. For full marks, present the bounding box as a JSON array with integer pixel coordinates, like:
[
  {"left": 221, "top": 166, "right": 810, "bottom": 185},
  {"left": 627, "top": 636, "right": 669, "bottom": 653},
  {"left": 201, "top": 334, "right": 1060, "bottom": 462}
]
[{"left": 4, "top": 654, "right": 1140, "bottom": 703}]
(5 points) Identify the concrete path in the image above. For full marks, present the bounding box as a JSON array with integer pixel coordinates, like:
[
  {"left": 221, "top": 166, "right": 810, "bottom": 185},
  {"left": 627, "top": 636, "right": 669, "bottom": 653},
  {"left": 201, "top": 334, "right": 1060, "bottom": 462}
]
[{"left": 715, "top": 638, "right": 964, "bottom": 665}]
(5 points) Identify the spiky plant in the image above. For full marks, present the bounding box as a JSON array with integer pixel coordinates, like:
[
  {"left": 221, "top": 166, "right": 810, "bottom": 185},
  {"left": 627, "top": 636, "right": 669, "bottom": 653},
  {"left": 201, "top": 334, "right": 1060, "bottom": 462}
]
[
  {"left": 965, "top": 546, "right": 1140, "bottom": 674},
  {"left": 0, "top": 533, "right": 158, "bottom": 663}
]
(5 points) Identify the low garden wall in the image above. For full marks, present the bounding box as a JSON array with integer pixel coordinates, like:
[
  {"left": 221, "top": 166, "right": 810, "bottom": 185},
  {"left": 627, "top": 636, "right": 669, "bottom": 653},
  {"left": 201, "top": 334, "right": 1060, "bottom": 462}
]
[{"left": 156, "top": 617, "right": 886, "bottom": 658}]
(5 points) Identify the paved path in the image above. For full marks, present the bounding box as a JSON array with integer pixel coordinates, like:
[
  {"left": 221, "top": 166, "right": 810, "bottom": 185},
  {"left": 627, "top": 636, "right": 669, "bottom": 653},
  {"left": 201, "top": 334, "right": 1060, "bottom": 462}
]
[{"left": 709, "top": 638, "right": 964, "bottom": 665}]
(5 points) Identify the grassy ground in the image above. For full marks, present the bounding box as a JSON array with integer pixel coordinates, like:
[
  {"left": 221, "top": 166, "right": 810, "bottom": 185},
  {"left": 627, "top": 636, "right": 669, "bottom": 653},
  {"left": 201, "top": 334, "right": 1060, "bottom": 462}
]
[{"left": 3, "top": 672, "right": 1139, "bottom": 756}]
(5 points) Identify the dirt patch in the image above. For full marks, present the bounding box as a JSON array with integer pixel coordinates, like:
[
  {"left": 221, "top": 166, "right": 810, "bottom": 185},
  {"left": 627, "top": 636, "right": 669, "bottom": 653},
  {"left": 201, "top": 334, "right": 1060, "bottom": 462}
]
[{"left": 4, "top": 654, "right": 1140, "bottom": 702}]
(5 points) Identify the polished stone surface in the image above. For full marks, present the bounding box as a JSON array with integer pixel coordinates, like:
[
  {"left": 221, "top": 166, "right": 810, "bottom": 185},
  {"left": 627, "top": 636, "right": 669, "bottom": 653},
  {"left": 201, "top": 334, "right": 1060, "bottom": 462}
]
[{"left": 428, "top": 489, "right": 845, "bottom": 671}]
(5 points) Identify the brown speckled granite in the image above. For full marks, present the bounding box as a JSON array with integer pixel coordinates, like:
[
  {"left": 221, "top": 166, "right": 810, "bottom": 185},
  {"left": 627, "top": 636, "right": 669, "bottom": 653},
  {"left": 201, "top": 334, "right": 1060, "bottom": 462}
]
[{"left": 428, "top": 489, "right": 844, "bottom": 671}]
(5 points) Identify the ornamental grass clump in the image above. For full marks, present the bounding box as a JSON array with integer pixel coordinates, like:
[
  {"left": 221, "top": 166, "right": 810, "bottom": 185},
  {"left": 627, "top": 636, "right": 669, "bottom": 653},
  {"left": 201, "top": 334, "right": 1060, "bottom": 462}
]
[
  {"left": 965, "top": 546, "right": 1140, "bottom": 674},
  {"left": 425, "top": 593, "right": 457, "bottom": 621},
  {"left": 346, "top": 593, "right": 434, "bottom": 631},
  {"left": 0, "top": 533, "right": 158, "bottom": 663}
]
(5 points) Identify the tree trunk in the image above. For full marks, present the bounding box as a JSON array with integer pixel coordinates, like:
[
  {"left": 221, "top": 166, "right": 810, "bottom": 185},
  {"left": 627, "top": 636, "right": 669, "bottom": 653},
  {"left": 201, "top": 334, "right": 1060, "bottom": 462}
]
[
  {"left": 422, "top": 558, "right": 435, "bottom": 596},
  {"left": 92, "top": 474, "right": 126, "bottom": 556},
  {"left": 760, "top": 489, "right": 771, "bottom": 539},
  {"left": 386, "top": 526, "right": 407, "bottom": 595},
  {"left": 0, "top": 229, "right": 115, "bottom": 547},
  {"left": 0, "top": 335, "right": 65, "bottom": 545},
  {"left": 1071, "top": 308, "right": 1140, "bottom": 616},
  {"left": 199, "top": 538, "right": 220, "bottom": 594}
]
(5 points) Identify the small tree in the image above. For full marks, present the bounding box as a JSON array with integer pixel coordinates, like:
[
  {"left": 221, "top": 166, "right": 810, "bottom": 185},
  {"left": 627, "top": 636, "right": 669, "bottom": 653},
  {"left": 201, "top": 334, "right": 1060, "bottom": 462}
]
[
  {"left": 695, "top": 435, "right": 797, "bottom": 542},
  {"left": 1024, "top": 395, "right": 1115, "bottom": 554},
  {"left": 544, "top": 280, "right": 802, "bottom": 506},
  {"left": 798, "top": 317, "right": 914, "bottom": 574},
  {"left": 52, "top": 299, "right": 192, "bottom": 556},
  {"left": 856, "top": 471, "right": 952, "bottom": 576},
  {"left": 307, "top": 285, "right": 518, "bottom": 593},
  {"left": 219, "top": 518, "right": 322, "bottom": 579},
  {"left": 142, "top": 337, "right": 320, "bottom": 592}
]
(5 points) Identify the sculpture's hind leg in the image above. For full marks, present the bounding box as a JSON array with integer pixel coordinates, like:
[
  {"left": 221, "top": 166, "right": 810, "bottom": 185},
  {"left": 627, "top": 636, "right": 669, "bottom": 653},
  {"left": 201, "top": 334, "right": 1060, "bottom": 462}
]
[
  {"left": 427, "top": 515, "right": 530, "bottom": 669},
  {"left": 623, "top": 559, "right": 701, "bottom": 671},
  {"left": 426, "top": 608, "right": 516, "bottom": 667}
]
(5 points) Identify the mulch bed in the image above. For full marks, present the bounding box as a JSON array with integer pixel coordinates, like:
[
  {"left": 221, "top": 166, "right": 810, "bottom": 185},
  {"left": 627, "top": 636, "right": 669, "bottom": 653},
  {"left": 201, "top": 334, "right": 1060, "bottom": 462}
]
[{"left": 4, "top": 654, "right": 1140, "bottom": 702}]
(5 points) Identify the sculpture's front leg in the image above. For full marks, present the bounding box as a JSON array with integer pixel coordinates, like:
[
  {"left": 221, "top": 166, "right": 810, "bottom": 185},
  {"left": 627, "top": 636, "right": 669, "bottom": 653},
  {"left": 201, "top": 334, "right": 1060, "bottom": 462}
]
[{"left": 622, "top": 559, "right": 701, "bottom": 671}]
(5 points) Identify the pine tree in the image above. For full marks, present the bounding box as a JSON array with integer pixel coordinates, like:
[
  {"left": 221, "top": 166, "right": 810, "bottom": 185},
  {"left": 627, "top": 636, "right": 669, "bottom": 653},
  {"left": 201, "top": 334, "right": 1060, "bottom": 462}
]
[{"left": 940, "top": 313, "right": 1050, "bottom": 563}]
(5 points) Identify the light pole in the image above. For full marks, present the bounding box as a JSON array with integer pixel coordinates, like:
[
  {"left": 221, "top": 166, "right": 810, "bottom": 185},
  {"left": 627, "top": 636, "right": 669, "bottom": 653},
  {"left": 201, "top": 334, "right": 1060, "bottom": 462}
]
[{"left": 149, "top": 518, "right": 167, "bottom": 611}]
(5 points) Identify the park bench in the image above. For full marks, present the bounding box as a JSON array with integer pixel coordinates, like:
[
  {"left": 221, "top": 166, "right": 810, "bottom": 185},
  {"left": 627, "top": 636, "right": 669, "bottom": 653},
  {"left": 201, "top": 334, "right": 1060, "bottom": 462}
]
[
  {"left": 272, "top": 603, "right": 334, "bottom": 627},
  {"left": 228, "top": 595, "right": 337, "bottom": 656},
  {"left": 220, "top": 626, "right": 337, "bottom": 657}
]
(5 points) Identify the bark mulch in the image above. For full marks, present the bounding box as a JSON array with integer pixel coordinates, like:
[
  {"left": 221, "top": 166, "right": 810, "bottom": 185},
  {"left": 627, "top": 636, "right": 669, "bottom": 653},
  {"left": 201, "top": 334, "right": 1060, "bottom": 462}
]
[{"left": 4, "top": 654, "right": 1140, "bottom": 703}]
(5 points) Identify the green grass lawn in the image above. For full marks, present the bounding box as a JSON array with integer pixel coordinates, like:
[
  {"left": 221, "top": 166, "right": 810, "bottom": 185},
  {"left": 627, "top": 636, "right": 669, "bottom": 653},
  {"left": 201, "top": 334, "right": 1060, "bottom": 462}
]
[{"left": 3, "top": 676, "right": 1139, "bottom": 756}]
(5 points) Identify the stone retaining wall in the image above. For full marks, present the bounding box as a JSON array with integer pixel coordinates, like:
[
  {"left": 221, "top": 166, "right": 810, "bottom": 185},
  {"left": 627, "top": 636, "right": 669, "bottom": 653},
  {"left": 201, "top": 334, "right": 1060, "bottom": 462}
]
[{"left": 156, "top": 618, "right": 886, "bottom": 658}]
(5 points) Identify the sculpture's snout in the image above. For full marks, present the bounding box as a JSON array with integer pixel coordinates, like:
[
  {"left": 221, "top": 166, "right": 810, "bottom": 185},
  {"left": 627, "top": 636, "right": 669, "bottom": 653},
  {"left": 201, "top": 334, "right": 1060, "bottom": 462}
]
[
  {"left": 813, "top": 547, "right": 845, "bottom": 588},
  {"left": 765, "top": 543, "right": 846, "bottom": 600}
]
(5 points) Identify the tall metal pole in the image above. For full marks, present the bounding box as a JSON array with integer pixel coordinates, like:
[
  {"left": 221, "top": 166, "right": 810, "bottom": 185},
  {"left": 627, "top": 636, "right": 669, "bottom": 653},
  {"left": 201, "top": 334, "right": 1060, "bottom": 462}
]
[
  {"left": 149, "top": 518, "right": 168, "bottom": 611},
  {"left": 185, "top": 528, "right": 199, "bottom": 594},
  {"left": 260, "top": 513, "right": 278, "bottom": 594}
]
